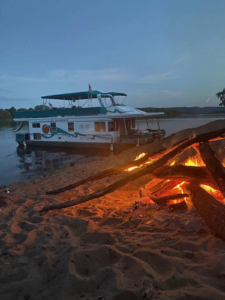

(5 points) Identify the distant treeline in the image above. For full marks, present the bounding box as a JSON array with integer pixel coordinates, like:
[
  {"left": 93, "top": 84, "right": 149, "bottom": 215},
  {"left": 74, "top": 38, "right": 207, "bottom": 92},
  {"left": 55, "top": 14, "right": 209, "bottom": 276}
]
[
  {"left": 0, "top": 105, "right": 49, "bottom": 122},
  {"left": 140, "top": 106, "right": 225, "bottom": 115},
  {"left": 138, "top": 107, "right": 182, "bottom": 117}
]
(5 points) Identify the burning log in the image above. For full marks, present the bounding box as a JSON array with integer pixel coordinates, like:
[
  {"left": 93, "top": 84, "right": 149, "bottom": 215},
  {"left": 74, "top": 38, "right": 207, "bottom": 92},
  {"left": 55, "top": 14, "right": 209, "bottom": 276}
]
[
  {"left": 186, "top": 184, "right": 225, "bottom": 240},
  {"left": 153, "top": 165, "right": 209, "bottom": 180},
  {"left": 139, "top": 187, "right": 189, "bottom": 204},
  {"left": 151, "top": 181, "right": 180, "bottom": 197},
  {"left": 198, "top": 142, "right": 225, "bottom": 198},
  {"left": 46, "top": 137, "right": 192, "bottom": 195},
  {"left": 41, "top": 127, "right": 225, "bottom": 212},
  {"left": 168, "top": 201, "right": 188, "bottom": 210},
  {"left": 144, "top": 178, "right": 179, "bottom": 195},
  {"left": 150, "top": 193, "right": 189, "bottom": 205},
  {"left": 152, "top": 165, "right": 217, "bottom": 188}
]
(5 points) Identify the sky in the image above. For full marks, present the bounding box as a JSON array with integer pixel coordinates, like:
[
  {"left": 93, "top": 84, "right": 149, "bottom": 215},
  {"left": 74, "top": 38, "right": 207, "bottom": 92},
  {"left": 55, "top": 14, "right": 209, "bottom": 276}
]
[{"left": 1, "top": 0, "right": 225, "bottom": 109}]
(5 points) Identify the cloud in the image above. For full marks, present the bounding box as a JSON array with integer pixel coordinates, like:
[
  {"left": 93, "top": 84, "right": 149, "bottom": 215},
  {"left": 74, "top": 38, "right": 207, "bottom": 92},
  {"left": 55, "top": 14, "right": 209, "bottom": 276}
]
[
  {"left": 139, "top": 71, "right": 176, "bottom": 83},
  {"left": 47, "top": 68, "right": 130, "bottom": 83},
  {"left": 0, "top": 68, "right": 130, "bottom": 86},
  {"left": 0, "top": 87, "right": 9, "bottom": 93},
  {"left": 160, "top": 90, "right": 183, "bottom": 99},
  {"left": 172, "top": 54, "right": 188, "bottom": 65},
  {"left": 15, "top": 76, "right": 48, "bottom": 83},
  {"left": 0, "top": 96, "right": 31, "bottom": 102},
  {"left": 0, "top": 75, "right": 48, "bottom": 83}
]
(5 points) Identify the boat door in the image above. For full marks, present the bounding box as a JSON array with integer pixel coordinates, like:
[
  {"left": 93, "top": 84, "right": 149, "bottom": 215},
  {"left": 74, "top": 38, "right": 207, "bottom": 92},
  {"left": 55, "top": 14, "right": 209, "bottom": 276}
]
[{"left": 119, "top": 119, "right": 133, "bottom": 135}]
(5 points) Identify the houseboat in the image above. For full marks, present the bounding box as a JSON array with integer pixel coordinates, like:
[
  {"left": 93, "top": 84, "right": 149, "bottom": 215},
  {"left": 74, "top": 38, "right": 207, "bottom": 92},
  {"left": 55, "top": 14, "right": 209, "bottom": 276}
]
[{"left": 13, "top": 90, "right": 165, "bottom": 151}]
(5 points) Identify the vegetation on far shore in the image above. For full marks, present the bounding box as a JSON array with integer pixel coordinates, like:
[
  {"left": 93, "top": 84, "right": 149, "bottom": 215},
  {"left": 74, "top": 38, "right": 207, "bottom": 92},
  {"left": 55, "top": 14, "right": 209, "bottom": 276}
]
[
  {"left": 1, "top": 102, "right": 225, "bottom": 123},
  {"left": 138, "top": 107, "right": 182, "bottom": 117},
  {"left": 0, "top": 106, "right": 49, "bottom": 122}
]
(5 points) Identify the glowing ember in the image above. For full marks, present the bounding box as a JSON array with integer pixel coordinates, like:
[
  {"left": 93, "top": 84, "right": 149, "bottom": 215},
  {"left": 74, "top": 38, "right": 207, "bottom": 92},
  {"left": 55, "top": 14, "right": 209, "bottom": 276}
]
[
  {"left": 126, "top": 154, "right": 156, "bottom": 172},
  {"left": 167, "top": 199, "right": 184, "bottom": 205},
  {"left": 145, "top": 158, "right": 156, "bottom": 164},
  {"left": 126, "top": 166, "right": 139, "bottom": 172},
  {"left": 173, "top": 181, "right": 186, "bottom": 197},
  {"left": 200, "top": 184, "right": 225, "bottom": 203},
  {"left": 134, "top": 153, "right": 146, "bottom": 161},
  {"left": 173, "top": 181, "right": 186, "bottom": 190},
  {"left": 170, "top": 161, "right": 176, "bottom": 166},
  {"left": 222, "top": 159, "right": 225, "bottom": 167}
]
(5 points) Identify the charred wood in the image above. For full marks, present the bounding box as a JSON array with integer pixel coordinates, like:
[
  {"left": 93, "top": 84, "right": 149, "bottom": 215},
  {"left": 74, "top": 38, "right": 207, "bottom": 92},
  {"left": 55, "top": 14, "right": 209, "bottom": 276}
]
[
  {"left": 150, "top": 193, "right": 189, "bottom": 205},
  {"left": 151, "top": 181, "right": 180, "bottom": 198},
  {"left": 199, "top": 142, "right": 225, "bottom": 198},
  {"left": 168, "top": 201, "right": 188, "bottom": 210},
  {"left": 186, "top": 184, "right": 225, "bottom": 240}
]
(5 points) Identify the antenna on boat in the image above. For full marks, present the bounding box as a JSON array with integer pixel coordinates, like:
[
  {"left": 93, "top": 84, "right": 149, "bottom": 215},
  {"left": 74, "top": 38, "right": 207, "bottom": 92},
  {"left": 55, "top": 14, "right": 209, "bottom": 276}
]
[{"left": 89, "top": 84, "right": 93, "bottom": 107}]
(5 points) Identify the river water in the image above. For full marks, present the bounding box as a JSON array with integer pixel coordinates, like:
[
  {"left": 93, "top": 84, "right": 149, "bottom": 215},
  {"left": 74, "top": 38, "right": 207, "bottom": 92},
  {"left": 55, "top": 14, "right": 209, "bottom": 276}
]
[{"left": 0, "top": 114, "right": 224, "bottom": 186}]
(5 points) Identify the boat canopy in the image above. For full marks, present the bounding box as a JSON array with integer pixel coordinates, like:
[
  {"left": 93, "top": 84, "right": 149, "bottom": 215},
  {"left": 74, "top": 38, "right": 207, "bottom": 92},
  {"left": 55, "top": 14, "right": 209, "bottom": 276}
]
[{"left": 41, "top": 90, "right": 127, "bottom": 101}]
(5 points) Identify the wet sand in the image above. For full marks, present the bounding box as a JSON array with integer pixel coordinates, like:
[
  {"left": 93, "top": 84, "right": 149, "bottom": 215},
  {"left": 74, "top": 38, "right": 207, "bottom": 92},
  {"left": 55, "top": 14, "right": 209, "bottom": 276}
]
[{"left": 1, "top": 120, "right": 225, "bottom": 300}]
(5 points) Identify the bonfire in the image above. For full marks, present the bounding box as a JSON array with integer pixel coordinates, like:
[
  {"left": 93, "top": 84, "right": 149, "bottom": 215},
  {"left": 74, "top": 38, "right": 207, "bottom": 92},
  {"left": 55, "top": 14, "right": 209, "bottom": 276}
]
[{"left": 42, "top": 128, "right": 225, "bottom": 240}]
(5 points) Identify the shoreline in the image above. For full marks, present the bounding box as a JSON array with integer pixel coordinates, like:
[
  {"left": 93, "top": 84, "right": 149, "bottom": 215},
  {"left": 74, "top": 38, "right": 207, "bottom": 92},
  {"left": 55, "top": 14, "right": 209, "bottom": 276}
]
[{"left": 1, "top": 119, "right": 225, "bottom": 299}]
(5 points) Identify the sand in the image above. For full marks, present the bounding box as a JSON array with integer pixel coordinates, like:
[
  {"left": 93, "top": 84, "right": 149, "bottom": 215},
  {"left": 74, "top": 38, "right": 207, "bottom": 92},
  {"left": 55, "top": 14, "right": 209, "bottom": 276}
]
[{"left": 1, "top": 119, "right": 225, "bottom": 300}]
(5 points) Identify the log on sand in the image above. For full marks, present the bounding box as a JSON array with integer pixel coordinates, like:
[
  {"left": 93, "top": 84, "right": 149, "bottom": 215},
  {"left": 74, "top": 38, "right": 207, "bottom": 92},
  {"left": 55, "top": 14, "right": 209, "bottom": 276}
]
[
  {"left": 199, "top": 142, "right": 225, "bottom": 198},
  {"left": 186, "top": 184, "right": 225, "bottom": 240},
  {"left": 41, "top": 128, "right": 225, "bottom": 212}
]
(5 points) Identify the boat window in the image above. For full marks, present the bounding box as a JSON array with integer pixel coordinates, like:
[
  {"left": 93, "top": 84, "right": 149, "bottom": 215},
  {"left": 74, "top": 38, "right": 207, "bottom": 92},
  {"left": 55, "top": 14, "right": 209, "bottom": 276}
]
[
  {"left": 33, "top": 133, "right": 41, "bottom": 140},
  {"left": 95, "top": 122, "right": 106, "bottom": 132},
  {"left": 32, "top": 123, "right": 40, "bottom": 128},
  {"left": 51, "top": 123, "right": 57, "bottom": 132},
  {"left": 68, "top": 122, "right": 74, "bottom": 132},
  {"left": 108, "top": 121, "right": 118, "bottom": 131}
]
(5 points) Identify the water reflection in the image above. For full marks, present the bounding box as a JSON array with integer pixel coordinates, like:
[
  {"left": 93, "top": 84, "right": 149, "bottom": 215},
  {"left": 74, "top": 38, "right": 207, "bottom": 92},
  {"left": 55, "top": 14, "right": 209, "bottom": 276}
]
[
  {"left": 15, "top": 146, "right": 109, "bottom": 179},
  {"left": 0, "top": 123, "right": 110, "bottom": 186}
]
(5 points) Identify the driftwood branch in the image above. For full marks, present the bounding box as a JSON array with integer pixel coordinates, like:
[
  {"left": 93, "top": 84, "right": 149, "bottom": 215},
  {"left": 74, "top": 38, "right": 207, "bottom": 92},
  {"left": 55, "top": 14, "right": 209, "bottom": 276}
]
[
  {"left": 199, "top": 142, "right": 225, "bottom": 198},
  {"left": 41, "top": 127, "right": 225, "bottom": 212},
  {"left": 186, "top": 184, "right": 225, "bottom": 240}
]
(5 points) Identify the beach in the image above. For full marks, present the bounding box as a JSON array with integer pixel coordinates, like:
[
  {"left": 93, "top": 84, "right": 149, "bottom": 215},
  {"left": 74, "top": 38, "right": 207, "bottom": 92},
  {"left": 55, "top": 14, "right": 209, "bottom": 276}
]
[{"left": 1, "top": 120, "right": 225, "bottom": 300}]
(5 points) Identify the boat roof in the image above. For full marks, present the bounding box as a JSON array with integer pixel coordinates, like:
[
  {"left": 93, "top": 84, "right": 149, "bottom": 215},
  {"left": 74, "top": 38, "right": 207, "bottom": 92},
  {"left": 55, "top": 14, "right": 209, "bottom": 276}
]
[{"left": 41, "top": 90, "right": 127, "bottom": 101}]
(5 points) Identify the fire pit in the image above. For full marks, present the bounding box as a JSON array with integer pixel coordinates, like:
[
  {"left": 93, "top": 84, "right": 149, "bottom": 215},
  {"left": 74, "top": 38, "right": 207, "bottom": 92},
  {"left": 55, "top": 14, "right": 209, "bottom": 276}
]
[{"left": 42, "top": 128, "right": 225, "bottom": 240}]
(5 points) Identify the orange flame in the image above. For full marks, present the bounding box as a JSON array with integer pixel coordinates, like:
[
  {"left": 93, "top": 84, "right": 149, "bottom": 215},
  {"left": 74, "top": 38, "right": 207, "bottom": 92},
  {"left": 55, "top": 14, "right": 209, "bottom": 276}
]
[
  {"left": 169, "top": 181, "right": 188, "bottom": 205},
  {"left": 183, "top": 156, "right": 205, "bottom": 167}
]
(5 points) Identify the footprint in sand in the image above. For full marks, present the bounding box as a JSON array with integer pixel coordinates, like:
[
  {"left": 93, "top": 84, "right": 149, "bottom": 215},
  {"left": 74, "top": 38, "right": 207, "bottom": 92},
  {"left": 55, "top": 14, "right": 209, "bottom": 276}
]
[{"left": 70, "top": 246, "right": 121, "bottom": 277}]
